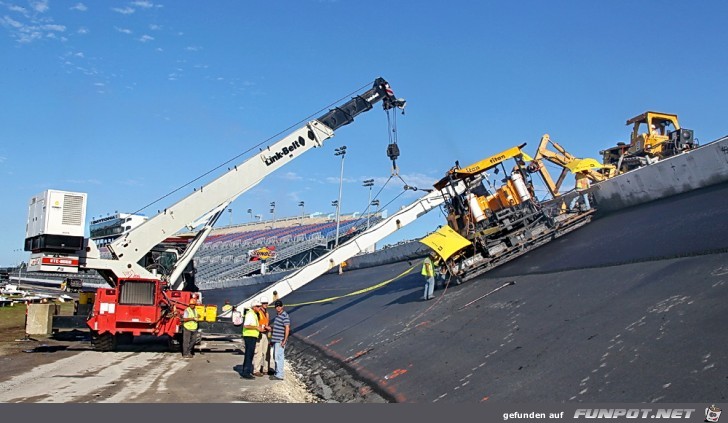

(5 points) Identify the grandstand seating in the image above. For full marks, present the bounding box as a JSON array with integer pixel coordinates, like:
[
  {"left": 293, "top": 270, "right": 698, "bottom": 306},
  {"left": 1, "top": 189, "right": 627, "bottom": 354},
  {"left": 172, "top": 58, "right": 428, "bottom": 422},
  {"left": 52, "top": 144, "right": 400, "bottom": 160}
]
[
  {"left": 194, "top": 213, "right": 382, "bottom": 285},
  {"left": 14, "top": 212, "right": 384, "bottom": 290}
]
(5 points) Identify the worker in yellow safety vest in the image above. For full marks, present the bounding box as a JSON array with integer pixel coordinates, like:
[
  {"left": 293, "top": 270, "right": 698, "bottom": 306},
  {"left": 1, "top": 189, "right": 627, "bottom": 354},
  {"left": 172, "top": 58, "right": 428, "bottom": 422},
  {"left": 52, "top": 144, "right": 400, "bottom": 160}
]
[
  {"left": 241, "top": 301, "right": 263, "bottom": 379},
  {"left": 181, "top": 297, "right": 199, "bottom": 358},
  {"left": 421, "top": 252, "right": 437, "bottom": 301}
]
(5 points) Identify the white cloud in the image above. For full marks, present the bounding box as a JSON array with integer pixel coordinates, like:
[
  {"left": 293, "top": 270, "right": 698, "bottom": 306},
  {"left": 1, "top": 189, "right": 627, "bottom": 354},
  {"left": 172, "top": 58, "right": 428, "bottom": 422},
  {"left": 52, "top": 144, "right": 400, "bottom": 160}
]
[
  {"left": 131, "top": 1, "right": 154, "bottom": 8},
  {"left": 280, "top": 172, "right": 302, "bottom": 181},
  {"left": 64, "top": 178, "right": 102, "bottom": 185},
  {"left": 115, "top": 26, "right": 132, "bottom": 34},
  {"left": 111, "top": 6, "right": 134, "bottom": 15},
  {"left": 94, "top": 82, "right": 104, "bottom": 86},
  {"left": 8, "top": 4, "right": 27, "bottom": 14},
  {"left": 325, "top": 176, "right": 358, "bottom": 184},
  {"left": 149, "top": 24, "right": 161, "bottom": 30},
  {"left": 74, "top": 51, "right": 83, "bottom": 57},
  {"left": 70, "top": 3, "right": 87, "bottom": 12},
  {"left": 42, "top": 23, "right": 64, "bottom": 32},
  {"left": 77, "top": 27, "right": 88, "bottom": 34},
  {"left": 155, "top": 47, "right": 163, "bottom": 52},
  {"left": 0, "top": 155, "right": 6, "bottom": 163},
  {"left": 185, "top": 45, "right": 202, "bottom": 52},
  {"left": 1, "top": 15, "right": 24, "bottom": 29},
  {"left": 138, "top": 34, "right": 153, "bottom": 42},
  {"left": 30, "top": 0, "right": 48, "bottom": 13}
]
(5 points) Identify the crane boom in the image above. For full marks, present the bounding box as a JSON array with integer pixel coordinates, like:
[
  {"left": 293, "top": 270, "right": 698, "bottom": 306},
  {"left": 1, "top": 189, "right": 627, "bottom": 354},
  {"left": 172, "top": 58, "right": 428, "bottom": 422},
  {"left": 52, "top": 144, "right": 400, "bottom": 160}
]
[
  {"left": 25, "top": 77, "right": 406, "bottom": 350},
  {"left": 227, "top": 183, "right": 465, "bottom": 312},
  {"left": 82, "top": 78, "right": 403, "bottom": 285}
]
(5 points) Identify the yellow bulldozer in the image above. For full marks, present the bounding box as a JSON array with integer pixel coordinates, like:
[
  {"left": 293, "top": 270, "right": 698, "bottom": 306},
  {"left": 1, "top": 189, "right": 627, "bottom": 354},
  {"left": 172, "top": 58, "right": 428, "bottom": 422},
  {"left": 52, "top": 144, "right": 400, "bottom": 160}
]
[{"left": 600, "top": 111, "right": 696, "bottom": 173}]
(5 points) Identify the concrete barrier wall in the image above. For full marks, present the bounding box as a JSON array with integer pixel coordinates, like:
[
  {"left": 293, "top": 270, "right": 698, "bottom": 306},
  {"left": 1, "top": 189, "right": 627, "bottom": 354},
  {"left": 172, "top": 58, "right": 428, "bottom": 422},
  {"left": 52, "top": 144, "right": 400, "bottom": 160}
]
[
  {"left": 345, "top": 240, "right": 429, "bottom": 270},
  {"left": 591, "top": 137, "right": 728, "bottom": 213}
]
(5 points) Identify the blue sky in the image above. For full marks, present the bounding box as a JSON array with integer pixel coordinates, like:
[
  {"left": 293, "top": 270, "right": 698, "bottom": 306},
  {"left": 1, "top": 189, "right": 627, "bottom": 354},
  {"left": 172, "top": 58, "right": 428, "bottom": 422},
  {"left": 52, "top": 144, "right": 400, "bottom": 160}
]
[{"left": 2, "top": 0, "right": 728, "bottom": 266}]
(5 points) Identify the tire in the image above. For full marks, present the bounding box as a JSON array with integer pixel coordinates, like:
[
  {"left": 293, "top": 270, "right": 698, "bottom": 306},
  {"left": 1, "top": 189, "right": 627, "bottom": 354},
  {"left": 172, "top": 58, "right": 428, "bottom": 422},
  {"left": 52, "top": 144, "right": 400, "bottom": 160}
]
[
  {"left": 116, "top": 332, "right": 134, "bottom": 345},
  {"left": 91, "top": 331, "right": 117, "bottom": 352},
  {"left": 167, "top": 333, "right": 182, "bottom": 353}
]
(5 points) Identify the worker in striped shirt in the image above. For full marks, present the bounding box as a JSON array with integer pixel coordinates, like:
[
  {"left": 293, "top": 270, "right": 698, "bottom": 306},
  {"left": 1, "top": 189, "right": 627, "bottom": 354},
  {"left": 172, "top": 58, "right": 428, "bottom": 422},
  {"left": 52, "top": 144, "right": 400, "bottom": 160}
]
[{"left": 270, "top": 300, "right": 290, "bottom": 380}]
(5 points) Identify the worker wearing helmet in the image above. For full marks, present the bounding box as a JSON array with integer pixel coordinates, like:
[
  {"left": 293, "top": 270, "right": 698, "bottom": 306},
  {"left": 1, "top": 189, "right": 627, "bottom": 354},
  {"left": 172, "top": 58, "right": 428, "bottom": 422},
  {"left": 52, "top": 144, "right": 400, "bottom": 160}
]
[
  {"left": 181, "top": 297, "right": 199, "bottom": 358},
  {"left": 253, "top": 296, "right": 272, "bottom": 376},
  {"left": 241, "top": 300, "right": 263, "bottom": 379},
  {"left": 421, "top": 252, "right": 437, "bottom": 301}
]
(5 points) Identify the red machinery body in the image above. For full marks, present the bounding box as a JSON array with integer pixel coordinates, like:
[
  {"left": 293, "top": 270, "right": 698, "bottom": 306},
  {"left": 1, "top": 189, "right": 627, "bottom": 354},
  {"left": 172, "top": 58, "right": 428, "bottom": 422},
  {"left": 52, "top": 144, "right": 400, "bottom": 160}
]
[{"left": 87, "top": 278, "right": 196, "bottom": 338}]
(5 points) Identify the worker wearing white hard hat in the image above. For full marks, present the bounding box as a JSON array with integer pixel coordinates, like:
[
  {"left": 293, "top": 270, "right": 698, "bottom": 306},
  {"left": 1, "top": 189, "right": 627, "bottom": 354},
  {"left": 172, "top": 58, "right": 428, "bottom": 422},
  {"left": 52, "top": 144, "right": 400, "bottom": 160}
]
[{"left": 252, "top": 296, "right": 272, "bottom": 376}]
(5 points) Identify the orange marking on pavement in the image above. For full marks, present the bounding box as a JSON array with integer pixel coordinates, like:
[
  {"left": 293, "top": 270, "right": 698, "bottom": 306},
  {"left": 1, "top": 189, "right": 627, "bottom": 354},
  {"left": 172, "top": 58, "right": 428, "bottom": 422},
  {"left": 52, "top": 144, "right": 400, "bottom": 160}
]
[
  {"left": 480, "top": 396, "right": 490, "bottom": 402},
  {"left": 326, "top": 338, "right": 343, "bottom": 347},
  {"left": 384, "top": 368, "right": 408, "bottom": 380},
  {"left": 415, "top": 320, "right": 431, "bottom": 329}
]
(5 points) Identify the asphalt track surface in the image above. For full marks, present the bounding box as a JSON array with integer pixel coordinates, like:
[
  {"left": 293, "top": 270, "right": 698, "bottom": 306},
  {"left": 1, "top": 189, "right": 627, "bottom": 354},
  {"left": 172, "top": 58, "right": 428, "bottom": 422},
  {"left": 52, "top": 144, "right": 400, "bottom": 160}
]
[{"left": 203, "top": 181, "right": 728, "bottom": 403}]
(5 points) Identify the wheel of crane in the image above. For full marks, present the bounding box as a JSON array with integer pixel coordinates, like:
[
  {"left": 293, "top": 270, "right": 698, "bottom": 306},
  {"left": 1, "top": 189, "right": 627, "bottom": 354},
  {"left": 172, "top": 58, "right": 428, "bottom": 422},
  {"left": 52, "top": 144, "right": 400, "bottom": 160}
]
[{"left": 90, "top": 331, "right": 117, "bottom": 352}]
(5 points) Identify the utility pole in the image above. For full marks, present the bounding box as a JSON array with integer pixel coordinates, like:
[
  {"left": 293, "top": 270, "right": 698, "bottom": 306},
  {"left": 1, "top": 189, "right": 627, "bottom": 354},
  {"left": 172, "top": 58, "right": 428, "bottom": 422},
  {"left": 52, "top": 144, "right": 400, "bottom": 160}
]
[
  {"left": 362, "top": 179, "right": 374, "bottom": 229},
  {"left": 333, "top": 146, "right": 347, "bottom": 250},
  {"left": 298, "top": 201, "right": 305, "bottom": 225},
  {"left": 228, "top": 208, "right": 232, "bottom": 226},
  {"left": 247, "top": 208, "right": 253, "bottom": 221}
]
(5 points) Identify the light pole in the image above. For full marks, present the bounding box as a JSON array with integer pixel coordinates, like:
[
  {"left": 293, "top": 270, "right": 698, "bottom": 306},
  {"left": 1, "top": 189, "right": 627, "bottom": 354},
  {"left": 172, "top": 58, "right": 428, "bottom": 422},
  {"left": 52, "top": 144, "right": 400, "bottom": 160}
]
[
  {"left": 333, "top": 145, "right": 347, "bottom": 249},
  {"left": 247, "top": 208, "right": 253, "bottom": 221},
  {"left": 298, "top": 201, "right": 305, "bottom": 225},
  {"left": 269, "top": 202, "right": 276, "bottom": 228},
  {"left": 362, "top": 179, "right": 374, "bottom": 229},
  {"left": 228, "top": 208, "right": 232, "bottom": 226}
]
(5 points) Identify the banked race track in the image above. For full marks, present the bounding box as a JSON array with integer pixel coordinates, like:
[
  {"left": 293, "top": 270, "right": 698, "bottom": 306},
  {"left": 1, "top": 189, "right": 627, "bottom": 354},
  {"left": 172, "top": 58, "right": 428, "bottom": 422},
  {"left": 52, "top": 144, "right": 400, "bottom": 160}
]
[{"left": 203, "top": 181, "right": 728, "bottom": 403}]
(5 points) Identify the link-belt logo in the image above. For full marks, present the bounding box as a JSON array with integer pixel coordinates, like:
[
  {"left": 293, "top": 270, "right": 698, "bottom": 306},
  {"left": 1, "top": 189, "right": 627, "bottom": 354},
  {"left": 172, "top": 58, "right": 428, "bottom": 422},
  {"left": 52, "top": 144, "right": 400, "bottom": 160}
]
[
  {"left": 263, "top": 136, "right": 306, "bottom": 166},
  {"left": 574, "top": 409, "right": 695, "bottom": 419}
]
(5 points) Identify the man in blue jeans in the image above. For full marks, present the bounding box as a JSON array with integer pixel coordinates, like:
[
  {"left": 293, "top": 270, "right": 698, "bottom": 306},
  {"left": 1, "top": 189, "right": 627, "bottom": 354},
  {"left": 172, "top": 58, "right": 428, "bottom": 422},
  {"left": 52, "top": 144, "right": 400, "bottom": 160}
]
[
  {"left": 270, "top": 299, "right": 290, "bottom": 380},
  {"left": 241, "top": 300, "right": 263, "bottom": 380}
]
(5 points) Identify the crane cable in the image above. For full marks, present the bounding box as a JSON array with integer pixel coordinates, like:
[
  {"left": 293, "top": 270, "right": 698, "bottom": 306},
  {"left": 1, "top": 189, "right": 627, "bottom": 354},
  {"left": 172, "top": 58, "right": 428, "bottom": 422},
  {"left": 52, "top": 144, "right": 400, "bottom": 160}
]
[{"left": 386, "top": 106, "right": 402, "bottom": 176}]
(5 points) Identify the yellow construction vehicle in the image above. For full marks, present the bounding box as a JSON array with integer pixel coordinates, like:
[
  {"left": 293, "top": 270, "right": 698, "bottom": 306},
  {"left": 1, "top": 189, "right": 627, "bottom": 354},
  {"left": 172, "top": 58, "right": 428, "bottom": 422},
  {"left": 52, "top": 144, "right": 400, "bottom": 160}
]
[
  {"left": 527, "top": 134, "right": 616, "bottom": 197},
  {"left": 600, "top": 111, "right": 696, "bottom": 173},
  {"left": 426, "top": 144, "right": 594, "bottom": 282}
]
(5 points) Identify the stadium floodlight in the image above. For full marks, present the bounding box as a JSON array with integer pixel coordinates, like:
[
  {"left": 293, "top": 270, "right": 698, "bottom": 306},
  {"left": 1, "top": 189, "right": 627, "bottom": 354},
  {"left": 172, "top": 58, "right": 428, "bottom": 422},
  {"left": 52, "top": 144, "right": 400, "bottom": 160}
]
[
  {"left": 362, "top": 179, "right": 375, "bottom": 229},
  {"left": 333, "top": 146, "right": 347, "bottom": 249}
]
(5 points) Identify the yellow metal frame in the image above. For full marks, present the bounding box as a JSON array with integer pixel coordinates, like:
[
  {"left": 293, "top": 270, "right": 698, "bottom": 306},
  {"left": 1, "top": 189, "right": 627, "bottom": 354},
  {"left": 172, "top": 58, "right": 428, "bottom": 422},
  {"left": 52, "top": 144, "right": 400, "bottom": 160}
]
[
  {"left": 531, "top": 134, "right": 615, "bottom": 197},
  {"left": 454, "top": 144, "right": 527, "bottom": 178}
]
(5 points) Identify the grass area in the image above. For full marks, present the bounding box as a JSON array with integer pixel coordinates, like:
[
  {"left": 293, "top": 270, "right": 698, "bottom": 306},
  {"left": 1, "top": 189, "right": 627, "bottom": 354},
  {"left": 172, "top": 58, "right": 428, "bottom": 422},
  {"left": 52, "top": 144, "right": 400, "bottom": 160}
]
[
  {"left": 0, "top": 300, "right": 75, "bottom": 334},
  {"left": 0, "top": 303, "right": 27, "bottom": 331},
  {"left": 0, "top": 301, "right": 77, "bottom": 356}
]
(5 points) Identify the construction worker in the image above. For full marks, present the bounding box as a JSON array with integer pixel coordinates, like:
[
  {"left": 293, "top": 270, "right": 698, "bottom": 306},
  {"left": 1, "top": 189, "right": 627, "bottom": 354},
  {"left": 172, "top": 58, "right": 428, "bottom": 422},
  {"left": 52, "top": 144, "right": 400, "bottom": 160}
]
[
  {"left": 181, "top": 297, "right": 199, "bottom": 358},
  {"left": 421, "top": 252, "right": 437, "bottom": 301},
  {"left": 270, "top": 299, "right": 290, "bottom": 380},
  {"left": 253, "top": 296, "right": 271, "bottom": 376},
  {"left": 570, "top": 171, "right": 591, "bottom": 211},
  {"left": 241, "top": 300, "right": 262, "bottom": 379}
]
